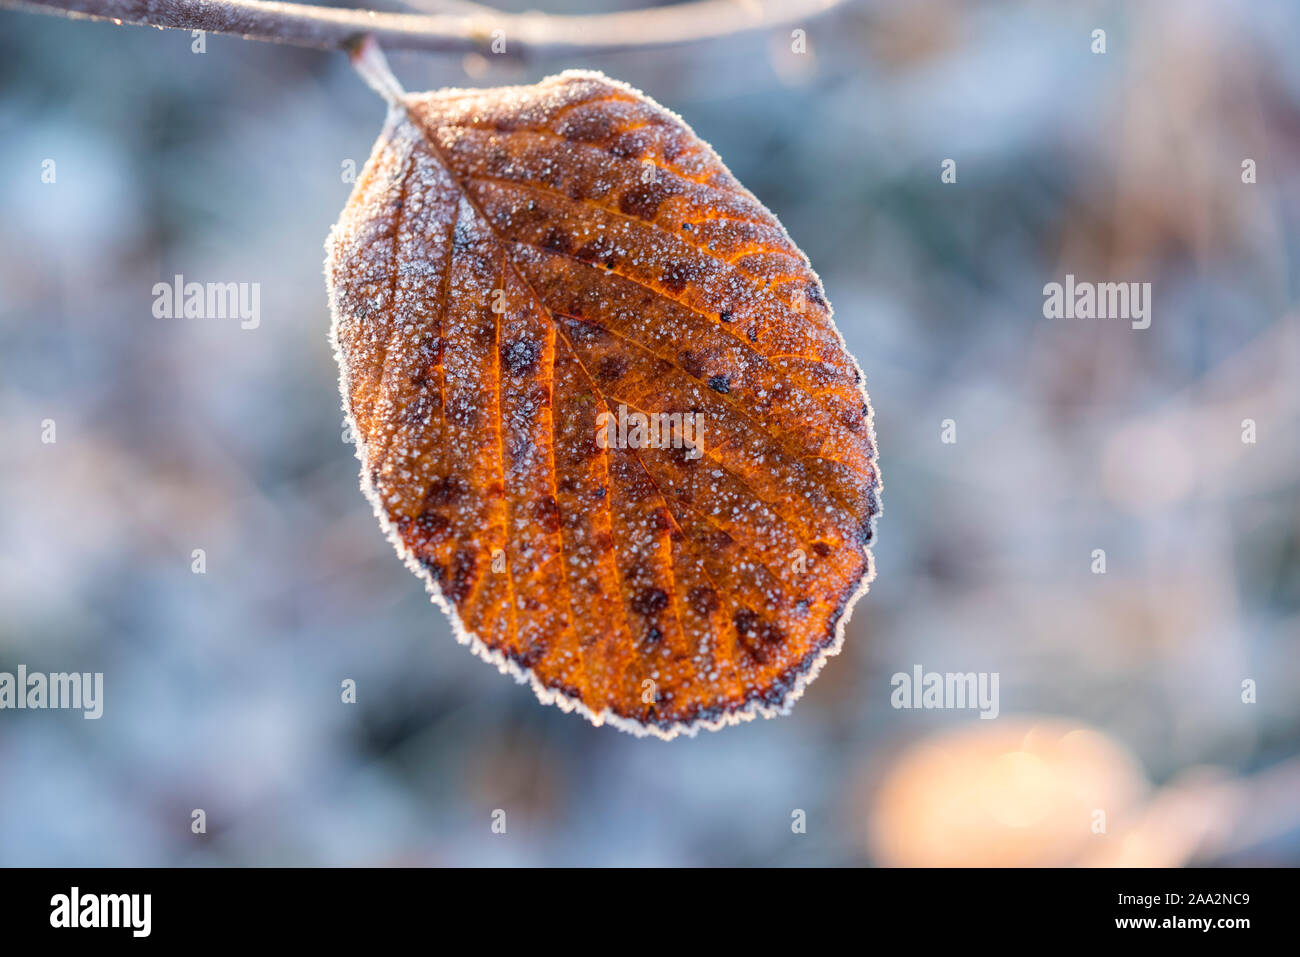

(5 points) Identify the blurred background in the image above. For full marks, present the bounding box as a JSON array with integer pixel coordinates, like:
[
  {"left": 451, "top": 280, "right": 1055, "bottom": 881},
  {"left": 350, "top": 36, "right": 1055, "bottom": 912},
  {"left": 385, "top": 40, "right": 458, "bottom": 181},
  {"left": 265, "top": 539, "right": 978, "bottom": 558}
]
[{"left": 1, "top": 0, "right": 1297, "bottom": 866}]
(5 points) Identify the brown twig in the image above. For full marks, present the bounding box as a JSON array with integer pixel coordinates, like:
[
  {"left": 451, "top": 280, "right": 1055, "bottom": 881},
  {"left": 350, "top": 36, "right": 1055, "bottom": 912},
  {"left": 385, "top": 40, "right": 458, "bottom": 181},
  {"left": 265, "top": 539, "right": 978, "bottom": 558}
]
[{"left": 0, "top": 0, "right": 851, "bottom": 55}]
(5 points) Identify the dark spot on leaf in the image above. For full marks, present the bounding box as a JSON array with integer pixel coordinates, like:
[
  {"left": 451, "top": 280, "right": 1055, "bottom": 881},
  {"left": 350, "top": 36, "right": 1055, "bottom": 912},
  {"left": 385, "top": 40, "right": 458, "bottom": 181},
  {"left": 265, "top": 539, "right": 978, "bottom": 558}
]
[
  {"left": 424, "top": 475, "right": 470, "bottom": 506},
  {"left": 619, "top": 181, "right": 676, "bottom": 221},
  {"left": 688, "top": 586, "right": 719, "bottom": 617},
  {"left": 407, "top": 511, "right": 451, "bottom": 556},
  {"left": 733, "top": 609, "right": 785, "bottom": 663},
  {"left": 574, "top": 240, "right": 604, "bottom": 264},
  {"left": 633, "top": 587, "right": 669, "bottom": 617},
  {"left": 607, "top": 137, "right": 639, "bottom": 160},
  {"left": 534, "top": 495, "right": 561, "bottom": 534},
  {"left": 502, "top": 337, "right": 542, "bottom": 377},
  {"left": 858, "top": 514, "right": 875, "bottom": 545},
  {"left": 446, "top": 549, "right": 478, "bottom": 606},
  {"left": 404, "top": 393, "right": 433, "bottom": 426},
  {"left": 560, "top": 111, "right": 615, "bottom": 144},
  {"left": 558, "top": 314, "right": 605, "bottom": 344},
  {"left": 596, "top": 355, "right": 627, "bottom": 381},
  {"left": 678, "top": 349, "right": 706, "bottom": 379},
  {"left": 415, "top": 512, "right": 451, "bottom": 538},
  {"left": 660, "top": 260, "right": 695, "bottom": 295},
  {"left": 542, "top": 227, "right": 572, "bottom": 255}
]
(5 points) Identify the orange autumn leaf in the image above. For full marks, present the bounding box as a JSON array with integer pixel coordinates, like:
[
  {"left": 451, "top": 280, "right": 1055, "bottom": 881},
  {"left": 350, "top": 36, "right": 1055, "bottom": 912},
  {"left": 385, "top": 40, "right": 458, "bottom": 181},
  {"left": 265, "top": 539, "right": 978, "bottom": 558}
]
[{"left": 325, "top": 70, "right": 880, "bottom": 739}]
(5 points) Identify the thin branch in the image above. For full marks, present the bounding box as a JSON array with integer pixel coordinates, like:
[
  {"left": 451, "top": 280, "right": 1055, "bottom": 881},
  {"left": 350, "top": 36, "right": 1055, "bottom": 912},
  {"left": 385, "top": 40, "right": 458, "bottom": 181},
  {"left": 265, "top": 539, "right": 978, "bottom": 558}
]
[
  {"left": 388, "top": 0, "right": 494, "bottom": 15},
  {"left": 0, "top": 0, "right": 851, "bottom": 55}
]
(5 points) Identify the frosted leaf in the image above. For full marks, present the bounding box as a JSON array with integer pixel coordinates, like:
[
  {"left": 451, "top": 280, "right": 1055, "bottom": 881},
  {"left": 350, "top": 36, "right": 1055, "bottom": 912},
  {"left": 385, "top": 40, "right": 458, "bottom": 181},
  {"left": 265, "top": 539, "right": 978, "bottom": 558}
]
[{"left": 325, "top": 70, "right": 880, "bottom": 739}]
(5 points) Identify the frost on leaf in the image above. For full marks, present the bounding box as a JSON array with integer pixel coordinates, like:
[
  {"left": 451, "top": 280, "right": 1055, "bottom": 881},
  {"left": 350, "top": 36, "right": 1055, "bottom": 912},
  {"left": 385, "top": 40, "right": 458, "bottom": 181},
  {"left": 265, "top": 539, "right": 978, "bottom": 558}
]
[{"left": 325, "top": 70, "right": 880, "bottom": 739}]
